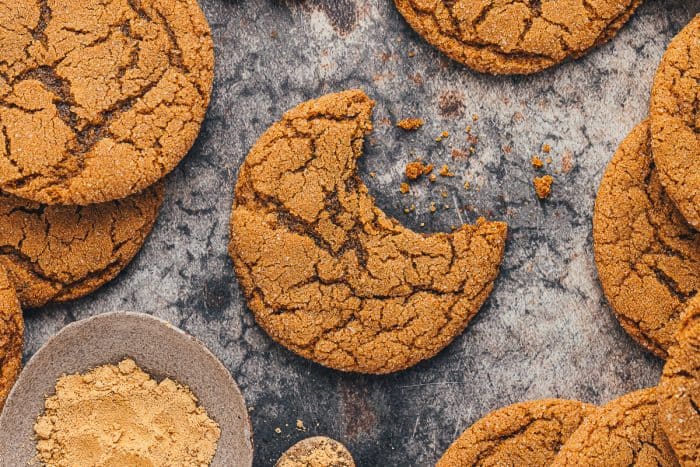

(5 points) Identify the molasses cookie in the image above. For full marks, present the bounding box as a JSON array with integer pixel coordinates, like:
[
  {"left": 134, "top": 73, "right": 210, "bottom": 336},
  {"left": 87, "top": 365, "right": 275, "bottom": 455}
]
[
  {"left": 276, "top": 437, "right": 355, "bottom": 467},
  {"left": 593, "top": 121, "right": 700, "bottom": 359},
  {"left": 0, "top": 184, "right": 163, "bottom": 308},
  {"left": 437, "top": 399, "right": 596, "bottom": 467},
  {"left": 552, "top": 388, "right": 678, "bottom": 466},
  {"left": 0, "top": 263, "right": 23, "bottom": 410},
  {"left": 650, "top": 16, "right": 700, "bottom": 229},
  {"left": 229, "top": 90, "right": 507, "bottom": 374},
  {"left": 393, "top": 0, "right": 643, "bottom": 74},
  {"left": 657, "top": 295, "right": 700, "bottom": 466},
  {"left": 0, "top": 0, "right": 214, "bottom": 205}
]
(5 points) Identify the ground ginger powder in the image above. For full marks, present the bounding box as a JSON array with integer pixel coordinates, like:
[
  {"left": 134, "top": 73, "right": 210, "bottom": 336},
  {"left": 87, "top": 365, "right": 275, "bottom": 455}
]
[{"left": 33, "top": 359, "right": 221, "bottom": 466}]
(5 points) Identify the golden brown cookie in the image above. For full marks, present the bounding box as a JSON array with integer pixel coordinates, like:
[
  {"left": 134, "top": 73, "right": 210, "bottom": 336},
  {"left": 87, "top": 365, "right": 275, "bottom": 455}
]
[
  {"left": 276, "top": 437, "right": 355, "bottom": 467},
  {"left": 0, "top": 183, "right": 163, "bottom": 309},
  {"left": 229, "top": 90, "right": 507, "bottom": 374},
  {"left": 593, "top": 121, "right": 700, "bottom": 359},
  {"left": 0, "top": 263, "right": 23, "bottom": 410},
  {"left": 393, "top": 0, "right": 643, "bottom": 75},
  {"left": 437, "top": 399, "right": 597, "bottom": 467},
  {"left": 552, "top": 388, "right": 678, "bottom": 466},
  {"left": 0, "top": 0, "right": 214, "bottom": 205},
  {"left": 650, "top": 15, "right": 700, "bottom": 229},
  {"left": 657, "top": 295, "right": 700, "bottom": 466}
]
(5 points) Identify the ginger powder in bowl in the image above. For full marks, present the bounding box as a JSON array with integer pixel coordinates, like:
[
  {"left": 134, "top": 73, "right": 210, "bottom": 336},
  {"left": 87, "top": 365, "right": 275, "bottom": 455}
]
[{"left": 34, "top": 358, "right": 221, "bottom": 466}]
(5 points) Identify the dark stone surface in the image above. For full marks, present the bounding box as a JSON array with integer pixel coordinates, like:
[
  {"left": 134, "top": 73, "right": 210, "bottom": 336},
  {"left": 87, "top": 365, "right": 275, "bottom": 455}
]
[{"left": 23, "top": 1, "right": 700, "bottom": 465}]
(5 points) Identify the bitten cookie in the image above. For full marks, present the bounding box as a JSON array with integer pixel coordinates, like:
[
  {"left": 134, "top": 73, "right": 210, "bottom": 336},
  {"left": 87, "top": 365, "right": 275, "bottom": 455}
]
[
  {"left": 552, "top": 388, "right": 678, "bottom": 466},
  {"left": 593, "top": 121, "right": 700, "bottom": 359},
  {"left": 0, "top": 184, "right": 163, "bottom": 308},
  {"left": 650, "top": 15, "right": 700, "bottom": 229},
  {"left": 437, "top": 399, "right": 596, "bottom": 467},
  {"left": 0, "top": 0, "right": 214, "bottom": 205},
  {"left": 658, "top": 295, "right": 700, "bottom": 466},
  {"left": 0, "top": 263, "right": 23, "bottom": 410},
  {"left": 393, "top": 0, "right": 643, "bottom": 74},
  {"left": 229, "top": 90, "right": 507, "bottom": 374},
  {"left": 276, "top": 437, "right": 355, "bottom": 467}
]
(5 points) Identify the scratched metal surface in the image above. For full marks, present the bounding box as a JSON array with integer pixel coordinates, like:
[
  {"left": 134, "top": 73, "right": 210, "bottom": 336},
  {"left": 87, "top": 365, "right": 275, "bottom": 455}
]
[{"left": 23, "top": 1, "right": 700, "bottom": 465}]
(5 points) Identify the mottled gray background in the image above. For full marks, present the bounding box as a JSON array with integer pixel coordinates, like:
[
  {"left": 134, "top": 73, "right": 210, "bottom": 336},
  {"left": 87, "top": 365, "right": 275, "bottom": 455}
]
[{"left": 23, "top": 1, "right": 700, "bottom": 465}]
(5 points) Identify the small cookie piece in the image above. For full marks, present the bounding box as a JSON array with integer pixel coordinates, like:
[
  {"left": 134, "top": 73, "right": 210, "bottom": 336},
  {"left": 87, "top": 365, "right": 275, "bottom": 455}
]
[
  {"left": 658, "top": 295, "right": 700, "bottom": 466},
  {"left": 552, "top": 388, "right": 678, "bottom": 466},
  {"left": 650, "top": 16, "right": 700, "bottom": 229},
  {"left": 534, "top": 175, "right": 553, "bottom": 199},
  {"left": 593, "top": 121, "right": 700, "bottom": 358},
  {"left": 0, "top": 184, "right": 163, "bottom": 308},
  {"left": 0, "top": 263, "right": 23, "bottom": 409},
  {"left": 229, "top": 90, "right": 507, "bottom": 374},
  {"left": 276, "top": 437, "right": 355, "bottom": 467},
  {"left": 393, "top": 0, "right": 643, "bottom": 75},
  {"left": 437, "top": 399, "right": 596, "bottom": 467},
  {"left": 0, "top": 0, "right": 214, "bottom": 205}
]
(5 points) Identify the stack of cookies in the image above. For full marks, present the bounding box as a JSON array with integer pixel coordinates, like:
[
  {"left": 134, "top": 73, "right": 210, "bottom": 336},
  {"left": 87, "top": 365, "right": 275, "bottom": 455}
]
[{"left": 0, "top": 0, "right": 215, "bottom": 409}]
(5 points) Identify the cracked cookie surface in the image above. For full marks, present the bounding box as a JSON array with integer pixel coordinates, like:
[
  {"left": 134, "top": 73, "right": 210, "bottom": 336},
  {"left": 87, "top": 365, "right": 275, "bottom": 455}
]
[
  {"left": 229, "top": 90, "right": 507, "bottom": 374},
  {"left": 393, "top": 0, "right": 642, "bottom": 75},
  {"left": 276, "top": 437, "right": 355, "bottom": 467},
  {"left": 658, "top": 295, "right": 700, "bottom": 466},
  {"left": 593, "top": 121, "right": 700, "bottom": 359},
  {"left": 552, "top": 388, "right": 678, "bottom": 466},
  {"left": 0, "top": 183, "right": 163, "bottom": 308},
  {"left": 0, "top": 0, "right": 214, "bottom": 205},
  {"left": 650, "top": 15, "right": 700, "bottom": 230},
  {"left": 0, "top": 263, "right": 23, "bottom": 410},
  {"left": 437, "top": 399, "right": 596, "bottom": 467}
]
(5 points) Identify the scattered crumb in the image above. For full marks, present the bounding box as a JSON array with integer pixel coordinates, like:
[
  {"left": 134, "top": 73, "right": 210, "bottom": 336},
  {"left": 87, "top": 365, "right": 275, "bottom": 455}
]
[
  {"left": 561, "top": 149, "right": 574, "bottom": 173},
  {"left": 469, "top": 147, "right": 476, "bottom": 155},
  {"left": 542, "top": 144, "right": 552, "bottom": 153},
  {"left": 400, "top": 182, "right": 410, "bottom": 194},
  {"left": 443, "top": 204, "right": 450, "bottom": 209},
  {"left": 534, "top": 175, "right": 554, "bottom": 199},
  {"left": 397, "top": 118, "right": 424, "bottom": 131},
  {"left": 404, "top": 207, "right": 410, "bottom": 214},
  {"left": 546, "top": 156, "right": 553, "bottom": 164},
  {"left": 451, "top": 148, "right": 468, "bottom": 159},
  {"left": 440, "top": 191, "right": 448, "bottom": 198},
  {"left": 405, "top": 161, "right": 425, "bottom": 180},
  {"left": 441, "top": 131, "right": 449, "bottom": 138},
  {"left": 369, "top": 171, "right": 377, "bottom": 178},
  {"left": 531, "top": 156, "right": 544, "bottom": 169},
  {"left": 439, "top": 164, "right": 454, "bottom": 177},
  {"left": 420, "top": 222, "right": 425, "bottom": 227},
  {"left": 410, "top": 204, "right": 416, "bottom": 211},
  {"left": 423, "top": 163, "right": 434, "bottom": 175},
  {"left": 463, "top": 181, "right": 470, "bottom": 190},
  {"left": 429, "top": 174, "right": 437, "bottom": 182},
  {"left": 429, "top": 202, "right": 437, "bottom": 213},
  {"left": 270, "top": 31, "right": 278, "bottom": 39},
  {"left": 465, "top": 125, "right": 472, "bottom": 133},
  {"left": 275, "top": 427, "right": 282, "bottom": 434},
  {"left": 296, "top": 420, "right": 306, "bottom": 431},
  {"left": 408, "top": 50, "right": 416, "bottom": 58},
  {"left": 472, "top": 114, "right": 479, "bottom": 122}
]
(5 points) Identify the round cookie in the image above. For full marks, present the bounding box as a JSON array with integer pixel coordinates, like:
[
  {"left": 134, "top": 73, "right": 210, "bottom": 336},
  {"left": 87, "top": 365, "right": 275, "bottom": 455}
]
[
  {"left": 0, "top": 263, "right": 23, "bottom": 410},
  {"left": 650, "top": 16, "right": 700, "bottom": 229},
  {"left": 276, "top": 437, "right": 355, "bottom": 467},
  {"left": 0, "top": 0, "right": 214, "bottom": 205},
  {"left": 393, "top": 0, "right": 643, "bottom": 75},
  {"left": 229, "top": 90, "right": 507, "bottom": 374},
  {"left": 437, "top": 399, "right": 597, "bottom": 467},
  {"left": 657, "top": 295, "right": 700, "bottom": 466},
  {"left": 0, "top": 183, "right": 163, "bottom": 309},
  {"left": 552, "top": 388, "right": 678, "bottom": 466},
  {"left": 593, "top": 121, "right": 700, "bottom": 359}
]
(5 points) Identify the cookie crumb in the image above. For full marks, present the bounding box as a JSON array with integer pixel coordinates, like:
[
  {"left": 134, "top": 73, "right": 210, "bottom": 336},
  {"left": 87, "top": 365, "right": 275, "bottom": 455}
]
[
  {"left": 441, "top": 191, "right": 448, "bottom": 198},
  {"left": 275, "top": 427, "right": 282, "bottom": 434},
  {"left": 542, "top": 144, "right": 552, "bottom": 153},
  {"left": 369, "top": 172, "right": 377, "bottom": 178},
  {"left": 429, "top": 202, "right": 437, "bottom": 213},
  {"left": 296, "top": 420, "right": 306, "bottom": 431},
  {"left": 408, "top": 50, "right": 416, "bottom": 58},
  {"left": 396, "top": 118, "right": 424, "bottom": 131},
  {"left": 429, "top": 174, "right": 437, "bottom": 182},
  {"left": 405, "top": 161, "right": 424, "bottom": 180},
  {"left": 400, "top": 183, "right": 410, "bottom": 194},
  {"left": 464, "top": 181, "right": 470, "bottom": 190},
  {"left": 439, "top": 165, "right": 455, "bottom": 177},
  {"left": 472, "top": 114, "right": 479, "bottom": 122},
  {"left": 531, "top": 156, "right": 544, "bottom": 169},
  {"left": 534, "top": 175, "right": 553, "bottom": 199},
  {"left": 451, "top": 148, "right": 468, "bottom": 159}
]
